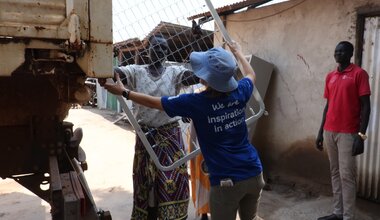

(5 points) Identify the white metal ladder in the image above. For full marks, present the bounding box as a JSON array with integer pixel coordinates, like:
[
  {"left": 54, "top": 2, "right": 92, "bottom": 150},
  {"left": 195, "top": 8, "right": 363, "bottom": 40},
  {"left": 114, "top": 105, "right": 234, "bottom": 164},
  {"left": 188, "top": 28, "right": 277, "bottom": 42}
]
[{"left": 114, "top": 0, "right": 267, "bottom": 171}]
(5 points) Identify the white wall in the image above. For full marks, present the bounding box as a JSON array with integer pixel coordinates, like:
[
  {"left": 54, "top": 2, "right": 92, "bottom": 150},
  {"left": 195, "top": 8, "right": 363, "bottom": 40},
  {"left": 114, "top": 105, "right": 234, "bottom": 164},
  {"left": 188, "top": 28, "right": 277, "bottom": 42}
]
[{"left": 220, "top": 0, "right": 380, "bottom": 184}]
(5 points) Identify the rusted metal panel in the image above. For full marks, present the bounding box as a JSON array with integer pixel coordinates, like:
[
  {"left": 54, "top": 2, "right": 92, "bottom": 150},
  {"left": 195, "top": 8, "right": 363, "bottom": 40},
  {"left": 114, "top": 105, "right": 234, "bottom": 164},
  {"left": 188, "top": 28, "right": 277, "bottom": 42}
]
[
  {"left": 77, "top": 42, "right": 114, "bottom": 78},
  {"left": 0, "top": 0, "right": 113, "bottom": 218},
  {"left": 85, "top": 0, "right": 113, "bottom": 77},
  {"left": 0, "top": 0, "right": 89, "bottom": 40},
  {"left": 0, "top": 0, "right": 111, "bottom": 77},
  {"left": 88, "top": 0, "right": 112, "bottom": 43},
  {"left": 357, "top": 16, "right": 380, "bottom": 202},
  {"left": 0, "top": 0, "right": 65, "bottom": 39},
  {"left": 60, "top": 171, "right": 85, "bottom": 220},
  {"left": 69, "top": 0, "right": 90, "bottom": 41},
  {"left": 188, "top": 0, "right": 272, "bottom": 20},
  {"left": 0, "top": 0, "right": 66, "bottom": 24},
  {"left": 0, "top": 43, "right": 25, "bottom": 76}
]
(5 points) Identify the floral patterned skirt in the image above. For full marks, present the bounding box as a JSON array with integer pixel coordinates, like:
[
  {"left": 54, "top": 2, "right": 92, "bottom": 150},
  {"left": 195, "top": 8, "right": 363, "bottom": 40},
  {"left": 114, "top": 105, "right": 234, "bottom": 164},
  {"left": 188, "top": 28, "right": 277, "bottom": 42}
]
[{"left": 131, "top": 122, "right": 189, "bottom": 220}]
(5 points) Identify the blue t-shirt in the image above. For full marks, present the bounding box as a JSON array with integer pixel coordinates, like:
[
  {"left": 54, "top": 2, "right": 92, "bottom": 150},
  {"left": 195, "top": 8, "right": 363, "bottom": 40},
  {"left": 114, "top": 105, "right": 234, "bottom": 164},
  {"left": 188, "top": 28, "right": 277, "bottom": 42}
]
[{"left": 161, "top": 78, "right": 262, "bottom": 186}]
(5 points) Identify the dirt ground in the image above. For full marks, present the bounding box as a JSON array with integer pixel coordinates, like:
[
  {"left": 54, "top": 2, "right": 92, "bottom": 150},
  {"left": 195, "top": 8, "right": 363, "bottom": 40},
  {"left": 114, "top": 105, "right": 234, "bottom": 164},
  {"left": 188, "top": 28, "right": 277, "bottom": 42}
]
[{"left": 0, "top": 107, "right": 379, "bottom": 220}]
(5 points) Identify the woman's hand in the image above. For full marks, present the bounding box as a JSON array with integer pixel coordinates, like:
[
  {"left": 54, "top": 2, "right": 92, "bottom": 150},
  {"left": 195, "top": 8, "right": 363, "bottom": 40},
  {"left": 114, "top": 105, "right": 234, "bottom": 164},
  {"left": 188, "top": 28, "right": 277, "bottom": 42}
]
[
  {"left": 227, "top": 40, "right": 242, "bottom": 55},
  {"left": 227, "top": 40, "right": 256, "bottom": 84},
  {"left": 98, "top": 77, "right": 125, "bottom": 96},
  {"left": 98, "top": 78, "right": 107, "bottom": 86}
]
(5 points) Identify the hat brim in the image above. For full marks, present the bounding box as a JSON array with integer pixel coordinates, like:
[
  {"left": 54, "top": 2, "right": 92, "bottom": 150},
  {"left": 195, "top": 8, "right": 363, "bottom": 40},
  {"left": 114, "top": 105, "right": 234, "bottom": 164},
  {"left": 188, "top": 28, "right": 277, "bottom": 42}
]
[
  {"left": 190, "top": 51, "right": 208, "bottom": 78},
  {"left": 209, "top": 75, "right": 238, "bottom": 93}
]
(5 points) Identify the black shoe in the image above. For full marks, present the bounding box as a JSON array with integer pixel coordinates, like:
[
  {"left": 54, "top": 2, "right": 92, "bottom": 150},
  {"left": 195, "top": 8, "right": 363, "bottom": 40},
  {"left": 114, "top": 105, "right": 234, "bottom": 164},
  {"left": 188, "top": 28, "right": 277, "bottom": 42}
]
[{"left": 317, "top": 214, "right": 343, "bottom": 220}]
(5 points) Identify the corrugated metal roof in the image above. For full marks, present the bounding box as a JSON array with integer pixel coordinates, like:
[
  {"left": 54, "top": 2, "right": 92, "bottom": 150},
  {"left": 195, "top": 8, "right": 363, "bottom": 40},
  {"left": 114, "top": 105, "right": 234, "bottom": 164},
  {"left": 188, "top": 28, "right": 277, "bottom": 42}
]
[
  {"left": 114, "top": 38, "right": 143, "bottom": 50},
  {"left": 188, "top": 0, "right": 272, "bottom": 20},
  {"left": 114, "top": 21, "right": 214, "bottom": 65},
  {"left": 114, "top": 22, "right": 212, "bottom": 50}
]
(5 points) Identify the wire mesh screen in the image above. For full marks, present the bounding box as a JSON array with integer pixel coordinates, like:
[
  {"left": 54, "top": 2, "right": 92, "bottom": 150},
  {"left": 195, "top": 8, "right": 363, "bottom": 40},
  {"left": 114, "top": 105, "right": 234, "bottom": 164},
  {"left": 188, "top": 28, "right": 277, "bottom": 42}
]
[
  {"left": 111, "top": 0, "right": 265, "bottom": 171},
  {"left": 113, "top": 0, "right": 218, "bottom": 65}
]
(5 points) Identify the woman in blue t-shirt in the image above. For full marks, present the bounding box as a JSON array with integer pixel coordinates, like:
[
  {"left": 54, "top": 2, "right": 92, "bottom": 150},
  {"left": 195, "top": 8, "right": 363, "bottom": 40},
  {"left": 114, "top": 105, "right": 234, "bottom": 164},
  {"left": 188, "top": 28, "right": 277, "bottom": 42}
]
[{"left": 101, "top": 42, "right": 265, "bottom": 220}]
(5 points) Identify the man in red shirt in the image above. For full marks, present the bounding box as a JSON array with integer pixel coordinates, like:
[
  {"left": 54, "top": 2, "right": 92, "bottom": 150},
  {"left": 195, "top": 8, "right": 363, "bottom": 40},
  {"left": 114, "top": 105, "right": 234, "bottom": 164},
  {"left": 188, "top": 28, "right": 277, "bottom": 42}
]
[{"left": 316, "top": 41, "right": 371, "bottom": 220}]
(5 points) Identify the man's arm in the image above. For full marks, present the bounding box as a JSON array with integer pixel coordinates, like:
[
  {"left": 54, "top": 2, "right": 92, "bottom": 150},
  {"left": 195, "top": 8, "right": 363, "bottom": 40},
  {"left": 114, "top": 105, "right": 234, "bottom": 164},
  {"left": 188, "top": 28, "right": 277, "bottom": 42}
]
[
  {"left": 358, "top": 95, "right": 371, "bottom": 134},
  {"left": 316, "top": 101, "right": 328, "bottom": 151},
  {"left": 352, "top": 95, "right": 371, "bottom": 156}
]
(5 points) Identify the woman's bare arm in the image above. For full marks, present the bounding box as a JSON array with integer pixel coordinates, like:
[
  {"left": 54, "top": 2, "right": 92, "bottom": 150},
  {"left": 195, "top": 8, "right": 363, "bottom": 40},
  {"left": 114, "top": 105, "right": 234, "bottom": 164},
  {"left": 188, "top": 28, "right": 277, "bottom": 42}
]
[{"left": 227, "top": 41, "right": 256, "bottom": 84}]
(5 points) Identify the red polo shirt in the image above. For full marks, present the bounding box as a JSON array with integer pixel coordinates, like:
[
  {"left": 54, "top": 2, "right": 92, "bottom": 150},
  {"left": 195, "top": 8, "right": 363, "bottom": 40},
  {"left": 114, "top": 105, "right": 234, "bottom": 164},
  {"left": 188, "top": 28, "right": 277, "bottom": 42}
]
[{"left": 323, "top": 64, "right": 371, "bottom": 133}]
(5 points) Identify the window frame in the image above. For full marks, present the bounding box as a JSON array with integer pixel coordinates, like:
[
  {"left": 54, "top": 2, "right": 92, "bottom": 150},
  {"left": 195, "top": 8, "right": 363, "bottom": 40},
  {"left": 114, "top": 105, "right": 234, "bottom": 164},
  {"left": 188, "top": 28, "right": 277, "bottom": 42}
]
[{"left": 355, "top": 7, "right": 380, "bottom": 66}]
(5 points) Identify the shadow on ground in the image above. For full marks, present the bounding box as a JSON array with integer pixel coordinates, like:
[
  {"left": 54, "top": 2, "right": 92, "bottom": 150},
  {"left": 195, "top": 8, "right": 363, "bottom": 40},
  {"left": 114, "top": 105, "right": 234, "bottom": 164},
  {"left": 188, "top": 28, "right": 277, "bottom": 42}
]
[
  {"left": 79, "top": 106, "right": 134, "bottom": 132},
  {"left": 259, "top": 178, "right": 380, "bottom": 220},
  {"left": 0, "top": 181, "right": 134, "bottom": 220},
  {"left": 0, "top": 190, "right": 47, "bottom": 220}
]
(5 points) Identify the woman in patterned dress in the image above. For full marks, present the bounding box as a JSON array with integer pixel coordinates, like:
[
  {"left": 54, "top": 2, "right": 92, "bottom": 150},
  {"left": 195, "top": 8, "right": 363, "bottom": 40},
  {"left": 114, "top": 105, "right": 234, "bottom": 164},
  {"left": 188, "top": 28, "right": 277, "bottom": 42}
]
[{"left": 101, "top": 34, "right": 198, "bottom": 220}]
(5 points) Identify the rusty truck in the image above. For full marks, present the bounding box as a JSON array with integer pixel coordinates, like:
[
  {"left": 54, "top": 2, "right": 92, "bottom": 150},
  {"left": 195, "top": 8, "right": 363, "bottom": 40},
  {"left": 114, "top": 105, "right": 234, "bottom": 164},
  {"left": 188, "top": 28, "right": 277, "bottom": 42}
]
[{"left": 0, "top": 0, "right": 113, "bottom": 219}]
